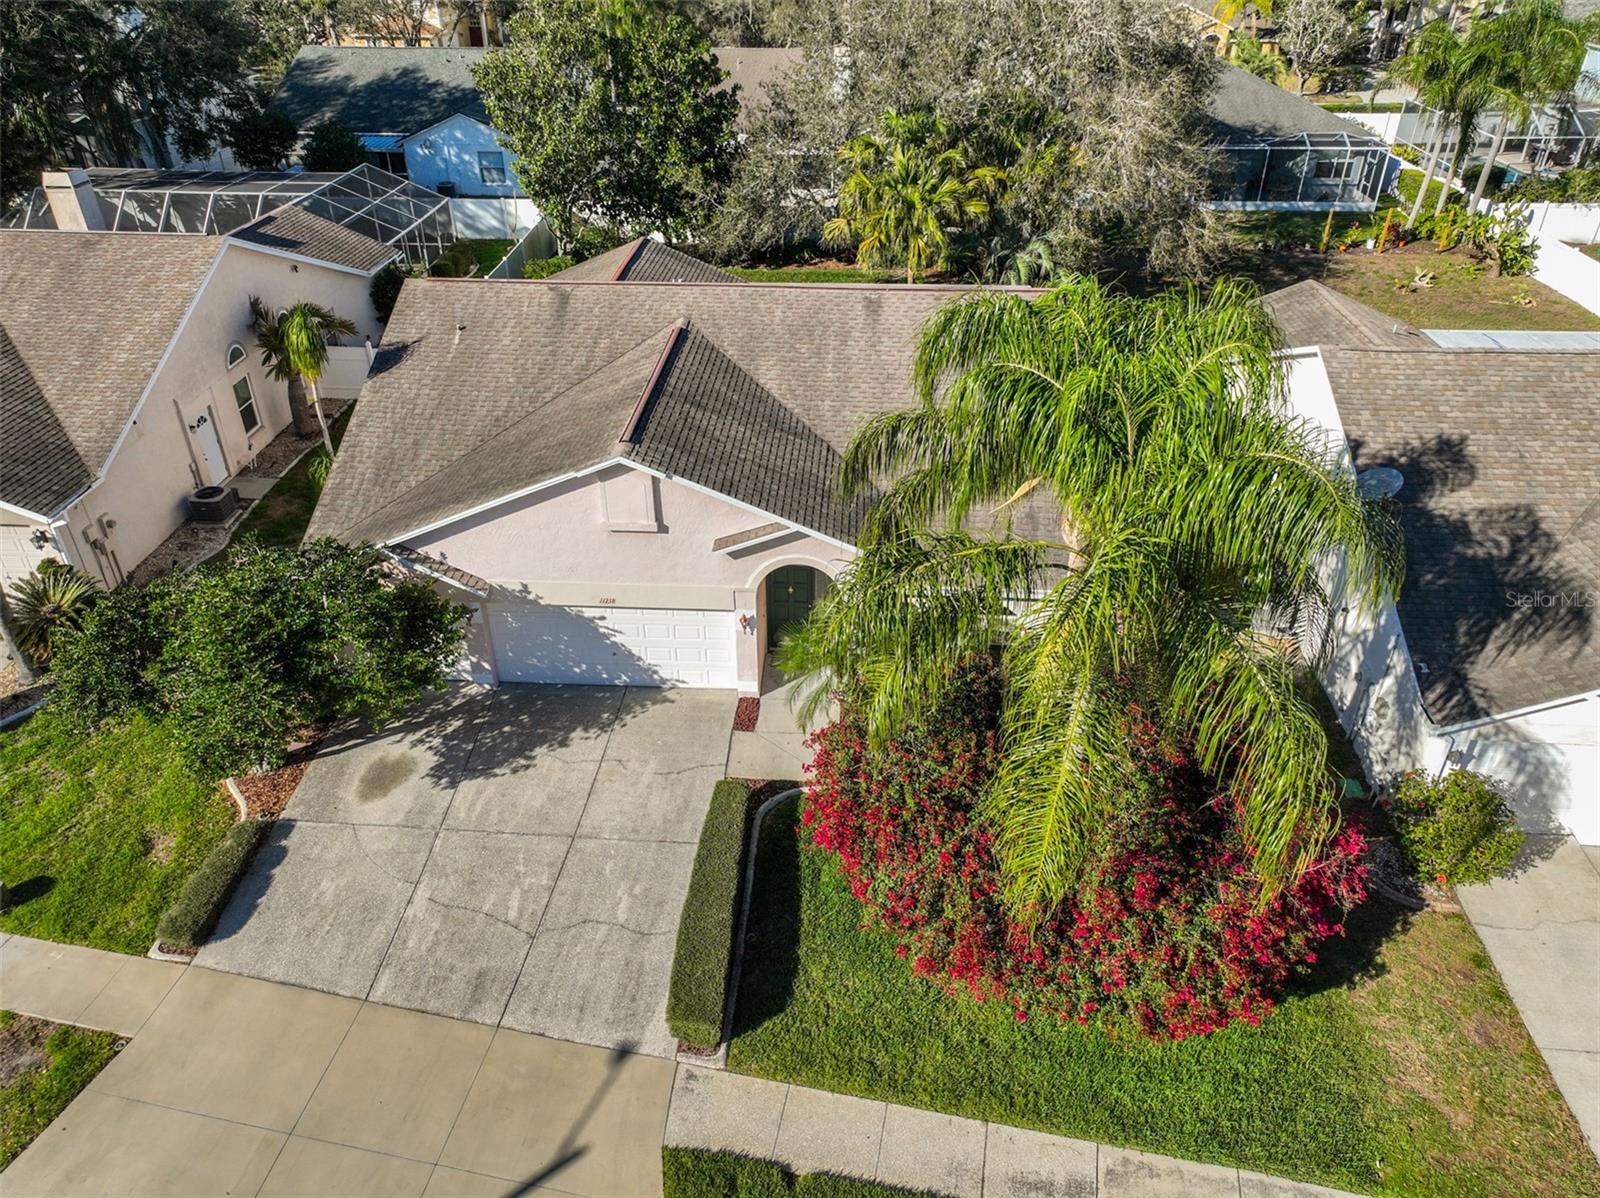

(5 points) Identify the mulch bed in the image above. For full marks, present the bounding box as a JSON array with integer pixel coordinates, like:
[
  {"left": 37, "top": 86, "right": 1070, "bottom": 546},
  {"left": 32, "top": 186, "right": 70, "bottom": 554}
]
[
  {"left": 733, "top": 696, "right": 760, "bottom": 732},
  {"left": 228, "top": 726, "right": 327, "bottom": 822}
]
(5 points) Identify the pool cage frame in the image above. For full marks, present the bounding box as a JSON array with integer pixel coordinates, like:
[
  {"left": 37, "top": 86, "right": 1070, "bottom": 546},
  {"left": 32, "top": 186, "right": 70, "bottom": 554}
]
[
  {"left": 1214, "top": 132, "right": 1393, "bottom": 210},
  {"left": 3, "top": 164, "right": 454, "bottom": 267}
]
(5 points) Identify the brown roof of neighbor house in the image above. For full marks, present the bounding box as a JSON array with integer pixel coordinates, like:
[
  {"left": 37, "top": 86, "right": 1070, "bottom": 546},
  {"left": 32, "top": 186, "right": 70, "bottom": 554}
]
[
  {"left": 230, "top": 204, "right": 397, "bottom": 274},
  {"left": 1261, "top": 280, "right": 1428, "bottom": 350},
  {"left": 1321, "top": 346, "right": 1600, "bottom": 723},
  {"left": 0, "top": 232, "right": 221, "bottom": 516},
  {"left": 306, "top": 275, "right": 1027, "bottom": 545},
  {"left": 547, "top": 238, "right": 742, "bottom": 284}
]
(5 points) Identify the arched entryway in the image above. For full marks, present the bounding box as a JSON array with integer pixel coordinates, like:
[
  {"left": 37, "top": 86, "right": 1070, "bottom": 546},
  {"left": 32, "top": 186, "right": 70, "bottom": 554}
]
[{"left": 765, "top": 564, "right": 823, "bottom": 651}]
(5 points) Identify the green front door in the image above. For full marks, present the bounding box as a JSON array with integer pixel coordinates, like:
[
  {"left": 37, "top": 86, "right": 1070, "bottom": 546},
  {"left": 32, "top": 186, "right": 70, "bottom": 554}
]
[{"left": 766, "top": 566, "right": 816, "bottom": 650}]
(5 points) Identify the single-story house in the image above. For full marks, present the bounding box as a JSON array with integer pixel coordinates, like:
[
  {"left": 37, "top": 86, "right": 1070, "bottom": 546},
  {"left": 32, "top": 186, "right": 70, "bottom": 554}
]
[
  {"left": 1266, "top": 280, "right": 1599, "bottom": 843},
  {"left": 1205, "top": 65, "right": 1398, "bottom": 210},
  {"left": 307, "top": 250, "right": 1040, "bottom": 693},
  {"left": 271, "top": 45, "right": 785, "bottom": 200},
  {"left": 0, "top": 171, "right": 393, "bottom": 590}
]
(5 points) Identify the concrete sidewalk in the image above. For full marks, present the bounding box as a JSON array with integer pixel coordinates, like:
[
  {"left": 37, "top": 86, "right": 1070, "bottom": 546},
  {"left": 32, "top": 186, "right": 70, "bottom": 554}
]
[
  {"left": 1457, "top": 834, "right": 1600, "bottom": 1158},
  {"left": 0, "top": 933, "right": 181, "bottom": 1036},
  {"left": 3, "top": 951, "right": 674, "bottom": 1198},
  {"left": 665, "top": 1065, "right": 1361, "bottom": 1198}
]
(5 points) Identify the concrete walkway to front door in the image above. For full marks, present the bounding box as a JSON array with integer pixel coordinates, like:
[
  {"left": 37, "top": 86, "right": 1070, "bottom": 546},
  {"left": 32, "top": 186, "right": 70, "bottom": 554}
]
[
  {"left": 1457, "top": 835, "right": 1600, "bottom": 1158},
  {"left": 2, "top": 943, "right": 674, "bottom": 1198}
]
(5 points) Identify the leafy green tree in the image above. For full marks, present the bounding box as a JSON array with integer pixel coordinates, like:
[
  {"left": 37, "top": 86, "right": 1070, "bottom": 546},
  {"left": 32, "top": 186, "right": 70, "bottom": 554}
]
[
  {"left": 781, "top": 278, "right": 1404, "bottom": 919},
  {"left": 0, "top": 0, "right": 257, "bottom": 206},
  {"left": 823, "top": 110, "right": 1004, "bottom": 282},
  {"left": 51, "top": 541, "right": 465, "bottom": 780},
  {"left": 473, "top": 0, "right": 739, "bottom": 247},
  {"left": 224, "top": 93, "right": 299, "bottom": 169},
  {"left": 300, "top": 120, "right": 367, "bottom": 172},
  {"left": 249, "top": 297, "right": 359, "bottom": 455}
]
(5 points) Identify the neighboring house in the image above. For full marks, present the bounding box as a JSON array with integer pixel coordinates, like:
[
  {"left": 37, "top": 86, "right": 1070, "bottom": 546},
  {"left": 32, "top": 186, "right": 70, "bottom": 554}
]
[
  {"left": 336, "top": 1, "right": 512, "bottom": 47},
  {"left": 1206, "top": 65, "right": 1398, "bottom": 210},
  {"left": 307, "top": 258, "right": 1035, "bottom": 694},
  {"left": 1265, "top": 280, "right": 1600, "bottom": 844},
  {"left": 0, "top": 171, "right": 392, "bottom": 591},
  {"left": 270, "top": 45, "right": 795, "bottom": 197}
]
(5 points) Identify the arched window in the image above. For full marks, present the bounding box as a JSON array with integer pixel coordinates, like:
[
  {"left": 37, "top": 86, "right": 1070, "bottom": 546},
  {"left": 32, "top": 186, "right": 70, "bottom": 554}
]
[{"left": 225, "top": 342, "right": 246, "bottom": 370}]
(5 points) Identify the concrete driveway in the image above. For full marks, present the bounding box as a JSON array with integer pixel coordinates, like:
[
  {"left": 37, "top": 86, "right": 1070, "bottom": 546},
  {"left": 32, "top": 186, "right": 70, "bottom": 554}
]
[{"left": 199, "top": 684, "right": 735, "bottom": 1059}]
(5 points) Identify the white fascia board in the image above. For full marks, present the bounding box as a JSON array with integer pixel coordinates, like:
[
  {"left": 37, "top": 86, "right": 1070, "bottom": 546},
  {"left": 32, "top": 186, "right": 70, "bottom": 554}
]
[
  {"left": 625, "top": 461, "right": 856, "bottom": 554},
  {"left": 402, "top": 111, "right": 495, "bottom": 143},
  {"left": 1430, "top": 690, "right": 1600, "bottom": 736},
  {"left": 0, "top": 497, "right": 52, "bottom": 522},
  {"left": 225, "top": 236, "right": 399, "bottom": 278},
  {"left": 380, "top": 459, "right": 624, "bottom": 546},
  {"left": 382, "top": 457, "right": 857, "bottom": 557},
  {"left": 84, "top": 241, "right": 230, "bottom": 508}
]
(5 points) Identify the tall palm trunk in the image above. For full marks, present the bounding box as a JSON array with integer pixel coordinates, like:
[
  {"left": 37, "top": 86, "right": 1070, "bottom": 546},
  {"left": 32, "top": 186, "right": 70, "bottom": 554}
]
[
  {"left": 0, "top": 591, "right": 39, "bottom": 687},
  {"left": 1470, "top": 111, "right": 1511, "bottom": 212},
  {"left": 286, "top": 373, "right": 317, "bottom": 438},
  {"left": 307, "top": 379, "right": 335, "bottom": 457},
  {"left": 1434, "top": 132, "right": 1469, "bottom": 217},
  {"left": 1407, "top": 115, "right": 1446, "bottom": 228}
]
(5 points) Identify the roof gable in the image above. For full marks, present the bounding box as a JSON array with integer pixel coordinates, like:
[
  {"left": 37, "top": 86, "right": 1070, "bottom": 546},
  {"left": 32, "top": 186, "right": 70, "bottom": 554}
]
[
  {"left": 1262, "top": 280, "right": 1427, "bottom": 350},
  {"left": 1205, "top": 64, "right": 1378, "bottom": 143},
  {"left": 230, "top": 204, "right": 397, "bottom": 274},
  {"left": 548, "top": 238, "right": 743, "bottom": 284},
  {"left": 0, "top": 231, "right": 220, "bottom": 515}
]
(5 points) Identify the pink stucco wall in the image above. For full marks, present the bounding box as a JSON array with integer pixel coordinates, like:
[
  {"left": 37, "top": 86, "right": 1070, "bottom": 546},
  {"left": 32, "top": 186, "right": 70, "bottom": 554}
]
[{"left": 407, "top": 462, "right": 850, "bottom": 690}]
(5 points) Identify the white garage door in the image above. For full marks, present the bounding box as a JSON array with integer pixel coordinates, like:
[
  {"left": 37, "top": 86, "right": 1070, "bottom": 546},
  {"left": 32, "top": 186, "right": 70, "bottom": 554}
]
[
  {"left": 490, "top": 602, "right": 736, "bottom": 687},
  {"left": 0, "top": 523, "right": 50, "bottom": 588}
]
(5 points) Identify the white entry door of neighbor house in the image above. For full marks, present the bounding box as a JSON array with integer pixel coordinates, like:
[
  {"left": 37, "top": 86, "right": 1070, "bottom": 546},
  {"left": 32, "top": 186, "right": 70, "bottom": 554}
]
[
  {"left": 489, "top": 601, "right": 737, "bottom": 688},
  {"left": 191, "top": 410, "right": 228, "bottom": 486}
]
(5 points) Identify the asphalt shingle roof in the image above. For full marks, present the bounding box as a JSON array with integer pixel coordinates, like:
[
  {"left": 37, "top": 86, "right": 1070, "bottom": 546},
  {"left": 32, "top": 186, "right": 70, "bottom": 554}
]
[
  {"left": 308, "top": 275, "right": 978, "bottom": 544},
  {"left": 1205, "top": 63, "right": 1378, "bottom": 143},
  {"left": 0, "top": 231, "right": 221, "bottom": 516},
  {"left": 1262, "top": 280, "right": 1428, "bottom": 349},
  {"left": 231, "top": 204, "right": 397, "bottom": 274},
  {"left": 1322, "top": 346, "right": 1600, "bottom": 723},
  {"left": 548, "top": 239, "right": 741, "bottom": 284}
]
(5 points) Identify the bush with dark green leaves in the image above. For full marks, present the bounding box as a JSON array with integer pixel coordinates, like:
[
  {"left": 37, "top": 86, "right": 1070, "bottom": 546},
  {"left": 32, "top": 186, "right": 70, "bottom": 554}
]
[
  {"left": 666, "top": 779, "right": 754, "bottom": 1048},
  {"left": 300, "top": 120, "right": 366, "bottom": 172},
  {"left": 429, "top": 241, "right": 480, "bottom": 278},
  {"left": 1501, "top": 166, "right": 1600, "bottom": 203},
  {"left": 370, "top": 261, "right": 410, "bottom": 322},
  {"left": 153, "top": 819, "right": 267, "bottom": 950},
  {"left": 1390, "top": 769, "right": 1524, "bottom": 885},
  {"left": 522, "top": 255, "right": 575, "bottom": 279},
  {"left": 662, "top": 1148, "right": 932, "bottom": 1198},
  {"left": 51, "top": 540, "right": 465, "bottom": 781}
]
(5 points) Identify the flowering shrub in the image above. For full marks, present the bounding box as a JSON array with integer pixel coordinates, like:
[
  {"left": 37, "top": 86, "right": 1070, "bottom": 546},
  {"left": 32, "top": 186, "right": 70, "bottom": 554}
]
[
  {"left": 1389, "top": 769, "right": 1523, "bottom": 886},
  {"left": 802, "top": 661, "right": 1368, "bottom": 1040}
]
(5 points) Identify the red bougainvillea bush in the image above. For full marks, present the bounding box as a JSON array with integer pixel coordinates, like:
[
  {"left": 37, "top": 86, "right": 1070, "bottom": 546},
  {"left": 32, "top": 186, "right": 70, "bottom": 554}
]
[{"left": 801, "top": 660, "right": 1369, "bottom": 1041}]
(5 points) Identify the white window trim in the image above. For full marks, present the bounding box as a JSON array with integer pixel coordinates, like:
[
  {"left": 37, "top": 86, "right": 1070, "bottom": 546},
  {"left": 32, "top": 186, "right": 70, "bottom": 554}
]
[
  {"left": 226, "top": 342, "right": 247, "bottom": 370},
  {"left": 232, "top": 373, "right": 261, "bottom": 435}
]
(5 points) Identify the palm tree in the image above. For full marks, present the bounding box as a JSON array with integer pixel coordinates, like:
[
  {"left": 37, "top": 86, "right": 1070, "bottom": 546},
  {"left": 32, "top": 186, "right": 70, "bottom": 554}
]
[
  {"left": 249, "top": 298, "right": 358, "bottom": 456},
  {"left": 824, "top": 110, "right": 1005, "bottom": 285},
  {"left": 1387, "top": 19, "right": 1469, "bottom": 228},
  {"left": 780, "top": 278, "right": 1404, "bottom": 920},
  {"left": 1467, "top": 0, "right": 1589, "bottom": 213}
]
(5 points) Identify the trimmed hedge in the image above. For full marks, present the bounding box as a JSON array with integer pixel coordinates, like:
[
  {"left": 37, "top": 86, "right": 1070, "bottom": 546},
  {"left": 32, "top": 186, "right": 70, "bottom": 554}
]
[
  {"left": 666, "top": 779, "right": 754, "bottom": 1048},
  {"left": 662, "top": 1147, "right": 934, "bottom": 1197},
  {"left": 153, "top": 818, "right": 267, "bottom": 950}
]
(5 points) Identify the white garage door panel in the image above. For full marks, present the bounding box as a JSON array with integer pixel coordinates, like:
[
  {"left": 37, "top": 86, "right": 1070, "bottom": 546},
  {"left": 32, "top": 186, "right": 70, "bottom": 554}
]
[
  {"left": 0, "top": 523, "right": 50, "bottom": 588},
  {"left": 491, "top": 603, "right": 735, "bottom": 687}
]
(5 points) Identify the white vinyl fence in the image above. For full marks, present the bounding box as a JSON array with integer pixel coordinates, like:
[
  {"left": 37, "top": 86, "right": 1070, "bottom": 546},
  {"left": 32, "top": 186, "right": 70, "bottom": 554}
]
[
  {"left": 486, "top": 219, "right": 558, "bottom": 278},
  {"left": 449, "top": 197, "right": 544, "bottom": 240},
  {"left": 319, "top": 342, "right": 376, "bottom": 400}
]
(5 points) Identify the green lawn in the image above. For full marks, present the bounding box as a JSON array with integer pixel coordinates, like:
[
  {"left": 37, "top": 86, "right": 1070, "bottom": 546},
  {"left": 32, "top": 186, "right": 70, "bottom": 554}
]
[
  {"left": 663, "top": 1147, "right": 931, "bottom": 1197},
  {"left": 0, "top": 710, "right": 233, "bottom": 954},
  {"left": 729, "top": 799, "right": 1600, "bottom": 1198},
  {"left": 230, "top": 406, "right": 354, "bottom": 550},
  {"left": 0, "top": 1012, "right": 118, "bottom": 1169},
  {"left": 463, "top": 238, "right": 515, "bottom": 275}
]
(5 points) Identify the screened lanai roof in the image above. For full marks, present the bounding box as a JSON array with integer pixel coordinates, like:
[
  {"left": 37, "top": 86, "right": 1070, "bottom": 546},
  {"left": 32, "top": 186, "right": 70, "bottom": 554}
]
[{"left": 1, "top": 164, "right": 451, "bottom": 265}]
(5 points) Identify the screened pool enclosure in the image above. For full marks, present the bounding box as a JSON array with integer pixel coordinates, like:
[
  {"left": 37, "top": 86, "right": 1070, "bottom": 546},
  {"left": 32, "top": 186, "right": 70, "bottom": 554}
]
[
  {"left": 1214, "top": 132, "right": 1394, "bottom": 210},
  {"left": 2, "top": 164, "right": 454, "bottom": 266}
]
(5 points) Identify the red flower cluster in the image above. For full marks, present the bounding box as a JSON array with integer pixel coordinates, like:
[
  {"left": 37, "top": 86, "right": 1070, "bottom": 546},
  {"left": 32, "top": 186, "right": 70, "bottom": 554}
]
[{"left": 802, "top": 662, "right": 1368, "bottom": 1041}]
